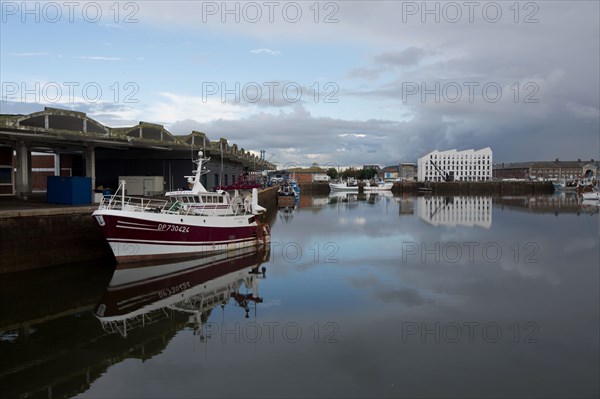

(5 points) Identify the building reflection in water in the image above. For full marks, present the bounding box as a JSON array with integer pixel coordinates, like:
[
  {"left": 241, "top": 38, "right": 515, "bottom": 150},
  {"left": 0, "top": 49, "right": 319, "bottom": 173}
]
[
  {"left": 417, "top": 196, "right": 493, "bottom": 228},
  {"left": 96, "top": 246, "right": 270, "bottom": 338},
  {"left": 495, "top": 193, "right": 598, "bottom": 215}
]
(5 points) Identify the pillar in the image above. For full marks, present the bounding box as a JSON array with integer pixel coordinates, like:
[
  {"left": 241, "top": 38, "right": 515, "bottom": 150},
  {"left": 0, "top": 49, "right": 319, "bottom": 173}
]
[
  {"left": 15, "top": 141, "right": 31, "bottom": 199},
  {"left": 84, "top": 146, "right": 96, "bottom": 189}
]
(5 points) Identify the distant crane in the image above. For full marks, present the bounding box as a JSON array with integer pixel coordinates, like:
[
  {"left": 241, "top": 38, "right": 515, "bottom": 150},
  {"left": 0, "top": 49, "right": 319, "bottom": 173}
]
[{"left": 430, "top": 160, "right": 455, "bottom": 182}]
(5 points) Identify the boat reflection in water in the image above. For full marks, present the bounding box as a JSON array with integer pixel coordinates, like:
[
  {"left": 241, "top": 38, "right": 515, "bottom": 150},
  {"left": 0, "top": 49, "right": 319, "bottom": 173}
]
[
  {"left": 278, "top": 205, "right": 297, "bottom": 223},
  {"left": 95, "top": 246, "right": 269, "bottom": 338},
  {"left": 417, "top": 196, "right": 493, "bottom": 228}
]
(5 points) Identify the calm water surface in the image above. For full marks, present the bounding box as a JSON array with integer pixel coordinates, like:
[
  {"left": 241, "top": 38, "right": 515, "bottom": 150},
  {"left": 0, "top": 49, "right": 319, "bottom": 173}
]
[{"left": 1, "top": 193, "right": 598, "bottom": 398}]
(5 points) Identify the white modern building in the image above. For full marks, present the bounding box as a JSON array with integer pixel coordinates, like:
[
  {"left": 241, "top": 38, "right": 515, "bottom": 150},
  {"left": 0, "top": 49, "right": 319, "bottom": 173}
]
[{"left": 418, "top": 148, "right": 493, "bottom": 182}]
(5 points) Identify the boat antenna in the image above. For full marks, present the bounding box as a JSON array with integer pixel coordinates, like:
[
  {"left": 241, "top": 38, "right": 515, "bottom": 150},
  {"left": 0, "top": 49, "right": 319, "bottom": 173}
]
[{"left": 220, "top": 140, "right": 224, "bottom": 187}]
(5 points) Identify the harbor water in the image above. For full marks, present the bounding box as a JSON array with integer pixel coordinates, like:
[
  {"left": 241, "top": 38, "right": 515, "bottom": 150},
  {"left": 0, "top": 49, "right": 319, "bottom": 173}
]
[{"left": 1, "top": 192, "right": 598, "bottom": 398}]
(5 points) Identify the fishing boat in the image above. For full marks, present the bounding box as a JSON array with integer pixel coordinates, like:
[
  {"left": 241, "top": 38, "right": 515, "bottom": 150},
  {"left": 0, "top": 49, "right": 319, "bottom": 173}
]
[
  {"left": 277, "top": 180, "right": 296, "bottom": 207},
  {"left": 578, "top": 178, "right": 599, "bottom": 194},
  {"left": 92, "top": 151, "right": 270, "bottom": 263},
  {"left": 288, "top": 178, "right": 301, "bottom": 199},
  {"left": 363, "top": 180, "right": 393, "bottom": 191},
  {"left": 581, "top": 186, "right": 600, "bottom": 201},
  {"left": 552, "top": 179, "right": 578, "bottom": 192},
  {"left": 329, "top": 179, "right": 359, "bottom": 192}
]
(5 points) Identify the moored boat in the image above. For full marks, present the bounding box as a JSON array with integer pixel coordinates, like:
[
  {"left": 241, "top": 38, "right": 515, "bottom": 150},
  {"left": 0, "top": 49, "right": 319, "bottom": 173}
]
[
  {"left": 277, "top": 180, "right": 296, "bottom": 207},
  {"left": 329, "top": 180, "right": 359, "bottom": 192},
  {"left": 92, "top": 151, "right": 270, "bottom": 263},
  {"left": 581, "top": 188, "right": 600, "bottom": 201},
  {"left": 553, "top": 179, "right": 578, "bottom": 192},
  {"left": 363, "top": 181, "right": 393, "bottom": 191}
]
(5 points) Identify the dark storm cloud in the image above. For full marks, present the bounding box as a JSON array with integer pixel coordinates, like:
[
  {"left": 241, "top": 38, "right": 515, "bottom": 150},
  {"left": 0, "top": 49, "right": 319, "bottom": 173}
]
[{"left": 373, "top": 47, "right": 428, "bottom": 67}]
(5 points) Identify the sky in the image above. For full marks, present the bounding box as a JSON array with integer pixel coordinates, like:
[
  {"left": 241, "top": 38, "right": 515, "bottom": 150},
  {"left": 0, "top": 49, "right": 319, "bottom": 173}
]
[{"left": 1, "top": 0, "right": 599, "bottom": 168}]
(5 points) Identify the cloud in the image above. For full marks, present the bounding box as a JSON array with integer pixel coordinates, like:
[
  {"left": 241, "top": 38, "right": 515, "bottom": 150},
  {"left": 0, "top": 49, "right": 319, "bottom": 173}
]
[
  {"left": 77, "top": 56, "right": 122, "bottom": 61},
  {"left": 250, "top": 48, "right": 281, "bottom": 56},
  {"left": 147, "top": 92, "right": 250, "bottom": 125},
  {"left": 373, "top": 47, "right": 428, "bottom": 67},
  {"left": 347, "top": 67, "right": 383, "bottom": 80},
  {"left": 2, "top": 2, "right": 598, "bottom": 165},
  {"left": 566, "top": 102, "right": 600, "bottom": 119},
  {"left": 9, "top": 52, "right": 49, "bottom": 57}
]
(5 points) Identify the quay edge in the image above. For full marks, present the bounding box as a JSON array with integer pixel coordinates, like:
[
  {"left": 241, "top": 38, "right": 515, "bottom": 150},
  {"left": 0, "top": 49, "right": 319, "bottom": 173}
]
[
  {"left": 299, "top": 181, "right": 554, "bottom": 195},
  {"left": 390, "top": 181, "right": 555, "bottom": 195}
]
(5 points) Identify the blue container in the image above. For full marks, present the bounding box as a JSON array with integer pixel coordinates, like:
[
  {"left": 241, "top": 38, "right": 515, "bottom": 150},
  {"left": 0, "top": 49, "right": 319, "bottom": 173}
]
[
  {"left": 102, "top": 189, "right": 113, "bottom": 198},
  {"left": 47, "top": 176, "right": 92, "bottom": 205}
]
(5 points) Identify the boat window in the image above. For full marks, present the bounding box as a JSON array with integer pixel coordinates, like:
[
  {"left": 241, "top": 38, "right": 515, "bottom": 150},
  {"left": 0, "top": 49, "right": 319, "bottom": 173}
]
[{"left": 219, "top": 197, "right": 224, "bottom": 203}]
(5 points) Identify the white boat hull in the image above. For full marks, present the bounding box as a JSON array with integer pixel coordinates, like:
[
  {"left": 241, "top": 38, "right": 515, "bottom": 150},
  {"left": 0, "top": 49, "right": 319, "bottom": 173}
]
[
  {"left": 93, "top": 209, "right": 269, "bottom": 262},
  {"left": 329, "top": 183, "right": 359, "bottom": 191},
  {"left": 364, "top": 182, "right": 393, "bottom": 191},
  {"left": 581, "top": 191, "right": 600, "bottom": 200}
]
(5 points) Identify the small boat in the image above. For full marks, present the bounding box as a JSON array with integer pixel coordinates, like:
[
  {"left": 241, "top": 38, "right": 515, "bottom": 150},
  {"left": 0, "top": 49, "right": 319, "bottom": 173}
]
[
  {"left": 582, "top": 199, "right": 600, "bottom": 208},
  {"left": 577, "top": 178, "right": 599, "bottom": 194},
  {"left": 277, "top": 181, "right": 296, "bottom": 207},
  {"left": 329, "top": 179, "right": 359, "bottom": 192},
  {"left": 581, "top": 188, "right": 600, "bottom": 201},
  {"left": 553, "top": 179, "right": 578, "bottom": 192},
  {"left": 363, "top": 180, "right": 393, "bottom": 191},
  {"left": 288, "top": 178, "right": 301, "bottom": 199},
  {"left": 92, "top": 151, "right": 270, "bottom": 263}
]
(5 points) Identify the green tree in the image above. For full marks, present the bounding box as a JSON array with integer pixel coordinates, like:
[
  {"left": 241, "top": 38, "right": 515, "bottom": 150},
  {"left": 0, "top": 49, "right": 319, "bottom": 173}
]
[
  {"left": 326, "top": 167, "right": 338, "bottom": 180},
  {"left": 342, "top": 167, "right": 359, "bottom": 179}
]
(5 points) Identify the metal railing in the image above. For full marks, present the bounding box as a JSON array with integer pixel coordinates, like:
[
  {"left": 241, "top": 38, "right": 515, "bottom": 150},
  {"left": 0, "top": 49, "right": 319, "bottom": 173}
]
[
  {"left": 97, "top": 180, "right": 251, "bottom": 216},
  {"left": 99, "top": 195, "right": 168, "bottom": 212}
]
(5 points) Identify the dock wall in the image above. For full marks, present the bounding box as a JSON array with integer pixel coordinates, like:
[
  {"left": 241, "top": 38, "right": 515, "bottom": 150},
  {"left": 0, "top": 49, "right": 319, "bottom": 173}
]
[
  {"left": 0, "top": 208, "right": 113, "bottom": 274},
  {"left": 298, "top": 181, "right": 553, "bottom": 195},
  {"left": 257, "top": 186, "right": 278, "bottom": 210},
  {"left": 390, "top": 181, "right": 554, "bottom": 195},
  {"left": 299, "top": 182, "right": 330, "bottom": 194}
]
